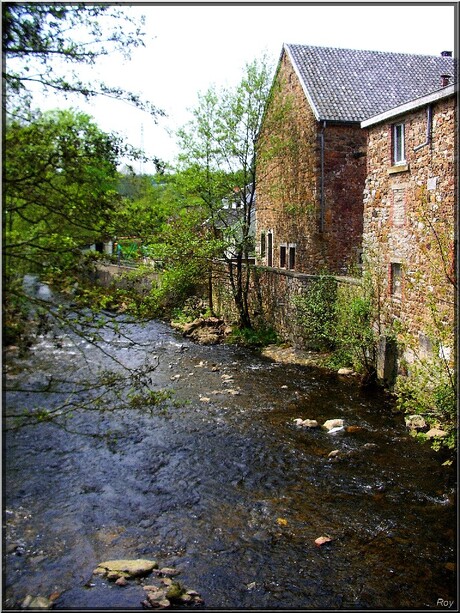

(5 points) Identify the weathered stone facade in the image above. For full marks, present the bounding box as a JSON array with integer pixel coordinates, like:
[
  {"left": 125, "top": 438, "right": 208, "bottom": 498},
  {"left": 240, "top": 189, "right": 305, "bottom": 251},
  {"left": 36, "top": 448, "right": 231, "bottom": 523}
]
[
  {"left": 255, "top": 49, "right": 366, "bottom": 275},
  {"left": 362, "top": 89, "right": 456, "bottom": 367}
]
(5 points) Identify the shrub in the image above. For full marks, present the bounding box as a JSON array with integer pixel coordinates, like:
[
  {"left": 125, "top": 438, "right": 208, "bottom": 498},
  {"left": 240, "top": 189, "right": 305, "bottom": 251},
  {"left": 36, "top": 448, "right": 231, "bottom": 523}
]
[{"left": 293, "top": 275, "right": 337, "bottom": 350}]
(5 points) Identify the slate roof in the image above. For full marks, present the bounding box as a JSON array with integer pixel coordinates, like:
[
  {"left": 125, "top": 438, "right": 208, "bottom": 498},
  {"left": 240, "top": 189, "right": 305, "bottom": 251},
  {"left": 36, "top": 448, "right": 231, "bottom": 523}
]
[{"left": 284, "top": 44, "right": 457, "bottom": 123}]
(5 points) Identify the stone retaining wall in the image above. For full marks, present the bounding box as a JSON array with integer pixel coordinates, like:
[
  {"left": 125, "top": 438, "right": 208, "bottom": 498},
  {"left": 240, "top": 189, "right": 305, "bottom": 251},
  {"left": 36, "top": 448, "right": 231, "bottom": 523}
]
[
  {"left": 212, "top": 263, "right": 361, "bottom": 347},
  {"left": 93, "top": 262, "right": 161, "bottom": 293}
]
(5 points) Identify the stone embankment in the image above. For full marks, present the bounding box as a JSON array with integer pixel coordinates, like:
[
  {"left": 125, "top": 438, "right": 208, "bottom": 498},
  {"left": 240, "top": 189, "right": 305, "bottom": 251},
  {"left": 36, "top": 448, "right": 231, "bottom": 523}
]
[{"left": 171, "top": 316, "right": 232, "bottom": 345}]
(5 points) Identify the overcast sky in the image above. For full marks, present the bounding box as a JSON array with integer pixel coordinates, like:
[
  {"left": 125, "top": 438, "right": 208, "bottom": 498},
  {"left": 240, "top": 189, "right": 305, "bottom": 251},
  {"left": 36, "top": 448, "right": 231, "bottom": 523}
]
[{"left": 37, "top": 2, "right": 456, "bottom": 172}]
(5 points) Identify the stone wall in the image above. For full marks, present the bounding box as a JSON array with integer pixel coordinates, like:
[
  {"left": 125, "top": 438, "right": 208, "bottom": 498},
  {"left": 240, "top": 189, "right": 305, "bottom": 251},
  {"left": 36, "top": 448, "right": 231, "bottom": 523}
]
[
  {"left": 212, "top": 263, "right": 361, "bottom": 348},
  {"left": 93, "top": 262, "right": 161, "bottom": 293},
  {"left": 255, "top": 50, "right": 366, "bottom": 276},
  {"left": 362, "top": 94, "right": 456, "bottom": 368}
]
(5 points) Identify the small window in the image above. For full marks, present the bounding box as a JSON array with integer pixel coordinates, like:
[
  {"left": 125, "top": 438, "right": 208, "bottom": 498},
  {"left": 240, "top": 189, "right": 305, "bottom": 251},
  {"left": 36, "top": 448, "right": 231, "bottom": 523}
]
[
  {"left": 280, "top": 245, "right": 287, "bottom": 268},
  {"left": 260, "top": 233, "right": 266, "bottom": 259},
  {"left": 391, "top": 262, "right": 402, "bottom": 297},
  {"left": 289, "top": 245, "right": 296, "bottom": 270},
  {"left": 393, "top": 123, "right": 405, "bottom": 165},
  {"left": 267, "top": 232, "right": 273, "bottom": 267}
]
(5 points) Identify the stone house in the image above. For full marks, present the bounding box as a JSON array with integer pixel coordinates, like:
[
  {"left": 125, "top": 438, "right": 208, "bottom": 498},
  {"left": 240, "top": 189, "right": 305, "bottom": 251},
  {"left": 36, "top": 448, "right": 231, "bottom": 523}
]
[
  {"left": 361, "top": 83, "right": 456, "bottom": 377},
  {"left": 255, "top": 44, "right": 455, "bottom": 276}
]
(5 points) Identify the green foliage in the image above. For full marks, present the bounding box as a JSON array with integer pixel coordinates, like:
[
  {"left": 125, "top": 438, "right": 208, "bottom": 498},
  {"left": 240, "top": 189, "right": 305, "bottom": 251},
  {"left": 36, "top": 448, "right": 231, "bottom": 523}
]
[
  {"left": 114, "top": 172, "right": 181, "bottom": 242},
  {"left": 171, "top": 298, "right": 212, "bottom": 325},
  {"left": 294, "top": 276, "right": 376, "bottom": 374},
  {"left": 395, "top": 358, "right": 457, "bottom": 453},
  {"left": 175, "top": 56, "right": 273, "bottom": 328},
  {"left": 293, "top": 275, "right": 338, "bottom": 350},
  {"left": 4, "top": 108, "right": 122, "bottom": 280},
  {"left": 334, "top": 286, "right": 376, "bottom": 373},
  {"left": 226, "top": 325, "right": 278, "bottom": 348}
]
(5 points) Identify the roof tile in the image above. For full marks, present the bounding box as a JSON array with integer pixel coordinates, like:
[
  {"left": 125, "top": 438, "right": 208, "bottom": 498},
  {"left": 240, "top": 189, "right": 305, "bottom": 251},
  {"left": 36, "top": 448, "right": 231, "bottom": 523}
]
[{"left": 285, "top": 44, "right": 457, "bottom": 122}]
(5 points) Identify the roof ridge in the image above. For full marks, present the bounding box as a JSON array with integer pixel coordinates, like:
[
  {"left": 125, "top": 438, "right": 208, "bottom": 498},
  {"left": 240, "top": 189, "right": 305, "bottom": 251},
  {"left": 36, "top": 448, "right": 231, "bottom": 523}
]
[{"left": 284, "top": 42, "right": 455, "bottom": 60}]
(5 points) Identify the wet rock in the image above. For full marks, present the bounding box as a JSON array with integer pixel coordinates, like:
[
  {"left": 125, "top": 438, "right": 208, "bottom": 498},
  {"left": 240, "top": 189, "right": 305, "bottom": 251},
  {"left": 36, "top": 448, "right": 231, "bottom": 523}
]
[
  {"left": 165, "top": 581, "right": 184, "bottom": 600},
  {"left": 94, "top": 559, "right": 158, "bottom": 580},
  {"left": 143, "top": 579, "right": 203, "bottom": 609},
  {"left": 363, "top": 443, "right": 378, "bottom": 450},
  {"left": 405, "top": 415, "right": 427, "bottom": 430},
  {"left": 322, "top": 419, "right": 344, "bottom": 431},
  {"left": 153, "top": 567, "right": 181, "bottom": 577},
  {"left": 115, "top": 576, "right": 128, "bottom": 586},
  {"left": 314, "top": 535, "right": 333, "bottom": 547},
  {"left": 181, "top": 317, "right": 227, "bottom": 345},
  {"left": 338, "top": 367, "right": 353, "bottom": 375},
  {"left": 346, "top": 425, "right": 364, "bottom": 433},
  {"left": 294, "top": 418, "right": 319, "bottom": 428},
  {"left": 425, "top": 428, "right": 447, "bottom": 439},
  {"left": 21, "top": 595, "right": 53, "bottom": 609}
]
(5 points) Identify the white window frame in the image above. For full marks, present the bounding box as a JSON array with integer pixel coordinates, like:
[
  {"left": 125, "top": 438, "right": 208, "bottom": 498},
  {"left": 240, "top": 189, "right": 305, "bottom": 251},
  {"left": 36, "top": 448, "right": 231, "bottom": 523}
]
[{"left": 393, "top": 123, "right": 405, "bottom": 165}]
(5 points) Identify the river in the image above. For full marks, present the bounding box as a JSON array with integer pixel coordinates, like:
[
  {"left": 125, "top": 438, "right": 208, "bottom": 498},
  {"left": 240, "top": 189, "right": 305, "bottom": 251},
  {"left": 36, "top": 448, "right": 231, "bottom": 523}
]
[{"left": 3, "top": 312, "right": 456, "bottom": 610}]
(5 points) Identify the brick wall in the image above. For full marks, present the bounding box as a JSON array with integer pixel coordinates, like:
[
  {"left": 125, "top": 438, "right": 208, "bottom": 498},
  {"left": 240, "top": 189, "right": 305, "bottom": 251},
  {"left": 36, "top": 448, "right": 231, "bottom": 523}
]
[
  {"left": 362, "top": 94, "right": 456, "bottom": 366},
  {"left": 255, "top": 50, "right": 366, "bottom": 275}
]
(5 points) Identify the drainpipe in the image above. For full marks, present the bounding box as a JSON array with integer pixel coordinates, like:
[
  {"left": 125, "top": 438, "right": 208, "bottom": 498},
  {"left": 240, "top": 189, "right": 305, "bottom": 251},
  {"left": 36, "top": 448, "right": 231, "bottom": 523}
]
[
  {"left": 413, "top": 105, "right": 433, "bottom": 152},
  {"left": 319, "top": 120, "right": 326, "bottom": 233}
]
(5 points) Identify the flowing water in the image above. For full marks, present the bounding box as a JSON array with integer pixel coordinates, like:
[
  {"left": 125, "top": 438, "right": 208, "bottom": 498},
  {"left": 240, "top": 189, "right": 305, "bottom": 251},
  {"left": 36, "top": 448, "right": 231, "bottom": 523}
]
[{"left": 3, "top": 310, "right": 457, "bottom": 610}]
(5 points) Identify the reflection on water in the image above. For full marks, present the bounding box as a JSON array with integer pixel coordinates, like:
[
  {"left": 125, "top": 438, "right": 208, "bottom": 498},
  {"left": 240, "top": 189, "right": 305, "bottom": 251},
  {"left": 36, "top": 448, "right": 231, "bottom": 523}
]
[{"left": 3, "top": 317, "right": 457, "bottom": 609}]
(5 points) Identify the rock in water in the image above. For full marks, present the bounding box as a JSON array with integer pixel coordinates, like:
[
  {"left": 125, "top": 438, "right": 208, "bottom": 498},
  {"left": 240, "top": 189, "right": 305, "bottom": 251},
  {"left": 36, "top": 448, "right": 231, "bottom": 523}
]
[
  {"left": 94, "top": 559, "right": 158, "bottom": 580},
  {"left": 21, "top": 595, "right": 53, "bottom": 609},
  {"left": 322, "top": 419, "right": 344, "bottom": 431}
]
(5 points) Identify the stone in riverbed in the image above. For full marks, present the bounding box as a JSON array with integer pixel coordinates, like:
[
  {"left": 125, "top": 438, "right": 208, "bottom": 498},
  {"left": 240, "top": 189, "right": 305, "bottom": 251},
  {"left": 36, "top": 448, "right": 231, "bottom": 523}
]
[
  {"left": 152, "top": 567, "right": 181, "bottom": 577},
  {"left": 294, "top": 418, "right": 319, "bottom": 428},
  {"left": 21, "top": 595, "right": 53, "bottom": 609},
  {"left": 94, "top": 559, "right": 158, "bottom": 580},
  {"left": 425, "top": 427, "right": 447, "bottom": 439},
  {"left": 322, "top": 419, "right": 344, "bottom": 431},
  {"left": 405, "top": 415, "right": 426, "bottom": 430}
]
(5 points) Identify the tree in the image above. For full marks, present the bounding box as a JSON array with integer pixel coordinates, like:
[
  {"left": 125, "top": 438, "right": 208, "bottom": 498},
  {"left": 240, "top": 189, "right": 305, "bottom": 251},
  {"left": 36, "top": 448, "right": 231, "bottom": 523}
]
[
  {"left": 2, "top": 3, "right": 163, "bottom": 119},
  {"left": 2, "top": 5, "right": 168, "bottom": 434},
  {"left": 114, "top": 171, "right": 181, "bottom": 243},
  {"left": 4, "top": 108, "right": 124, "bottom": 280},
  {"left": 176, "top": 57, "right": 273, "bottom": 328}
]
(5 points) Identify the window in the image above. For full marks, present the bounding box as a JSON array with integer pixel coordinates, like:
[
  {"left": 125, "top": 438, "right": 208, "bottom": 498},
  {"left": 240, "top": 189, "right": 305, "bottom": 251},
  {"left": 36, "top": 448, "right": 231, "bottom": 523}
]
[
  {"left": 267, "top": 232, "right": 273, "bottom": 267},
  {"left": 392, "top": 123, "right": 405, "bottom": 164},
  {"left": 289, "top": 245, "right": 296, "bottom": 270},
  {"left": 279, "top": 245, "right": 287, "bottom": 268},
  {"left": 260, "top": 233, "right": 266, "bottom": 259},
  {"left": 390, "top": 262, "right": 402, "bottom": 297}
]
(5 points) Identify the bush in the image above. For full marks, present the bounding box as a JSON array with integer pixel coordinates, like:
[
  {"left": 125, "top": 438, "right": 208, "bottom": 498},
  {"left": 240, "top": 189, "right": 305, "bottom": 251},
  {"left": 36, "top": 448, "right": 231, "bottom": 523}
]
[
  {"left": 395, "top": 358, "right": 457, "bottom": 452},
  {"left": 293, "top": 275, "right": 337, "bottom": 350},
  {"left": 226, "top": 325, "right": 278, "bottom": 348}
]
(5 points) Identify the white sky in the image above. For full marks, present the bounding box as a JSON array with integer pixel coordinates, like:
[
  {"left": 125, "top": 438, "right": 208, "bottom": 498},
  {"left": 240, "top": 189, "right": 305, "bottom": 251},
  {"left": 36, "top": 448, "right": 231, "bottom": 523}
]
[{"left": 34, "top": 2, "right": 457, "bottom": 172}]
